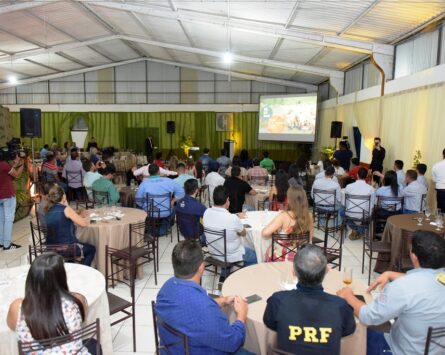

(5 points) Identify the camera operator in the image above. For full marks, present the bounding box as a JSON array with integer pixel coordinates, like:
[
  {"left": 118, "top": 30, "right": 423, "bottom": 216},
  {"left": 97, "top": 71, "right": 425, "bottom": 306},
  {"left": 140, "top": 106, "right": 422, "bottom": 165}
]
[{"left": 0, "top": 149, "right": 24, "bottom": 250}]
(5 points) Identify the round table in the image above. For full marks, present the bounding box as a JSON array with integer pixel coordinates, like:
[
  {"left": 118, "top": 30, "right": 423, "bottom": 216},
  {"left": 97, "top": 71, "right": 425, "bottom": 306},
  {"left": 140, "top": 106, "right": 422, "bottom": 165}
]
[
  {"left": 241, "top": 211, "right": 279, "bottom": 263},
  {"left": 245, "top": 185, "right": 270, "bottom": 210},
  {"left": 0, "top": 263, "right": 112, "bottom": 355},
  {"left": 222, "top": 262, "right": 371, "bottom": 355},
  {"left": 376, "top": 213, "right": 443, "bottom": 273},
  {"left": 76, "top": 207, "right": 147, "bottom": 276},
  {"left": 118, "top": 186, "right": 137, "bottom": 207}
]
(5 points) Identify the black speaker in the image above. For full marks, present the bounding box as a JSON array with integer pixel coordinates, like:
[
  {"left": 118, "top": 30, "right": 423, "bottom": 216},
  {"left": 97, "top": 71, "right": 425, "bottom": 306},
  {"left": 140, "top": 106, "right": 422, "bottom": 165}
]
[
  {"left": 20, "top": 108, "right": 42, "bottom": 138},
  {"left": 330, "top": 121, "right": 342, "bottom": 139},
  {"left": 166, "top": 121, "right": 175, "bottom": 134}
]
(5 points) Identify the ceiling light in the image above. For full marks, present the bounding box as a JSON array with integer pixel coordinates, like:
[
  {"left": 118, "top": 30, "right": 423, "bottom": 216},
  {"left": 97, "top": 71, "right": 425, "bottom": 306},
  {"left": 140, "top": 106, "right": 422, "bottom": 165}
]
[
  {"left": 223, "top": 52, "right": 233, "bottom": 64},
  {"left": 8, "top": 76, "right": 18, "bottom": 84}
]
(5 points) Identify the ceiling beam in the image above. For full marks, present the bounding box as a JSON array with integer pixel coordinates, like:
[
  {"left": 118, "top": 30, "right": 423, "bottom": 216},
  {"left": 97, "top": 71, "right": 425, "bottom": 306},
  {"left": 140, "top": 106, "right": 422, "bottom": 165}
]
[
  {"left": 0, "top": 57, "right": 316, "bottom": 92},
  {"left": 120, "top": 35, "right": 338, "bottom": 77},
  {"left": 0, "top": 2, "right": 47, "bottom": 14},
  {"left": 24, "top": 59, "right": 61, "bottom": 73},
  {"left": 0, "top": 57, "right": 146, "bottom": 90},
  {"left": 87, "top": 1, "right": 393, "bottom": 55}
]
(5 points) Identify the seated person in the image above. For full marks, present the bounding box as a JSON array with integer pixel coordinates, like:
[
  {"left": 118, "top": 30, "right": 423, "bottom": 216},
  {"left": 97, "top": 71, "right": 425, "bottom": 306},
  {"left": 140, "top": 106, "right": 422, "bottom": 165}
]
[
  {"left": 155, "top": 240, "right": 250, "bottom": 355},
  {"left": 204, "top": 161, "right": 225, "bottom": 205},
  {"left": 394, "top": 159, "right": 406, "bottom": 188},
  {"left": 416, "top": 163, "right": 428, "bottom": 190},
  {"left": 154, "top": 152, "right": 165, "bottom": 168},
  {"left": 401, "top": 169, "right": 427, "bottom": 214},
  {"left": 262, "top": 186, "right": 313, "bottom": 261},
  {"left": 316, "top": 160, "right": 339, "bottom": 183},
  {"left": 216, "top": 149, "right": 231, "bottom": 174},
  {"left": 62, "top": 148, "right": 86, "bottom": 199},
  {"left": 247, "top": 158, "right": 268, "bottom": 186},
  {"left": 36, "top": 182, "right": 54, "bottom": 227},
  {"left": 260, "top": 151, "right": 275, "bottom": 174},
  {"left": 223, "top": 166, "right": 257, "bottom": 214},
  {"left": 44, "top": 185, "right": 96, "bottom": 266},
  {"left": 264, "top": 245, "right": 356, "bottom": 355},
  {"left": 91, "top": 165, "right": 120, "bottom": 205},
  {"left": 82, "top": 159, "right": 102, "bottom": 200},
  {"left": 240, "top": 149, "right": 253, "bottom": 170},
  {"left": 337, "top": 231, "right": 445, "bottom": 355},
  {"left": 133, "top": 156, "right": 177, "bottom": 179},
  {"left": 375, "top": 170, "right": 402, "bottom": 211},
  {"left": 311, "top": 166, "right": 342, "bottom": 210},
  {"left": 225, "top": 156, "right": 248, "bottom": 180},
  {"left": 173, "top": 162, "right": 196, "bottom": 188},
  {"left": 332, "top": 158, "right": 345, "bottom": 177},
  {"left": 288, "top": 163, "right": 303, "bottom": 187},
  {"left": 269, "top": 169, "right": 289, "bottom": 211},
  {"left": 41, "top": 152, "right": 68, "bottom": 192},
  {"left": 203, "top": 186, "right": 257, "bottom": 282},
  {"left": 198, "top": 148, "right": 213, "bottom": 173},
  {"left": 175, "top": 179, "right": 207, "bottom": 240},
  {"left": 7, "top": 253, "right": 97, "bottom": 354},
  {"left": 342, "top": 167, "right": 375, "bottom": 240},
  {"left": 346, "top": 157, "right": 360, "bottom": 180},
  {"left": 136, "top": 164, "right": 185, "bottom": 235}
]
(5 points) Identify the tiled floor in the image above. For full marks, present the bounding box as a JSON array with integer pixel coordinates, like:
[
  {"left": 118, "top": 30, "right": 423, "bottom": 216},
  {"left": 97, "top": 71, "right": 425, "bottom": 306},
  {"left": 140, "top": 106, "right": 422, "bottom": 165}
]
[{"left": 1, "top": 215, "right": 379, "bottom": 355}]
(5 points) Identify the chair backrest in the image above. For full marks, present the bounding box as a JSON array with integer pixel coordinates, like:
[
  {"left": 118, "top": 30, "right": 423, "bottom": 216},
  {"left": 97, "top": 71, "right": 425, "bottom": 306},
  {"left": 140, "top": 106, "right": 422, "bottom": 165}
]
[
  {"left": 92, "top": 190, "right": 110, "bottom": 206},
  {"left": 313, "top": 188, "right": 337, "bottom": 210},
  {"left": 147, "top": 192, "right": 172, "bottom": 218},
  {"left": 18, "top": 318, "right": 100, "bottom": 355},
  {"left": 28, "top": 244, "right": 78, "bottom": 264},
  {"left": 29, "top": 220, "right": 47, "bottom": 247},
  {"left": 420, "top": 193, "right": 428, "bottom": 212},
  {"left": 424, "top": 326, "right": 445, "bottom": 355},
  {"left": 376, "top": 195, "right": 404, "bottom": 212},
  {"left": 128, "top": 221, "right": 148, "bottom": 255},
  {"left": 176, "top": 211, "right": 200, "bottom": 240},
  {"left": 41, "top": 170, "right": 56, "bottom": 184},
  {"left": 151, "top": 301, "right": 190, "bottom": 355},
  {"left": 250, "top": 175, "right": 268, "bottom": 186},
  {"left": 271, "top": 231, "right": 310, "bottom": 262},
  {"left": 197, "top": 185, "right": 211, "bottom": 207},
  {"left": 344, "top": 193, "right": 372, "bottom": 221},
  {"left": 65, "top": 170, "right": 83, "bottom": 185},
  {"left": 398, "top": 229, "right": 415, "bottom": 271},
  {"left": 203, "top": 227, "right": 227, "bottom": 263}
]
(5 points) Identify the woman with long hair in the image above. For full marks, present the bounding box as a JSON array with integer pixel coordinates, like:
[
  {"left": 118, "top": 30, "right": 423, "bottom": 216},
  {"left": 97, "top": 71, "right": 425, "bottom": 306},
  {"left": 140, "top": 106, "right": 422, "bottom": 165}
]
[
  {"left": 269, "top": 169, "right": 289, "bottom": 211},
  {"left": 240, "top": 149, "right": 252, "bottom": 169},
  {"left": 225, "top": 155, "right": 248, "bottom": 180},
  {"left": 288, "top": 163, "right": 303, "bottom": 187},
  {"left": 185, "top": 158, "right": 197, "bottom": 177},
  {"left": 7, "top": 253, "right": 95, "bottom": 354},
  {"left": 262, "top": 186, "right": 314, "bottom": 261},
  {"left": 375, "top": 170, "right": 402, "bottom": 211},
  {"left": 44, "top": 185, "right": 96, "bottom": 266}
]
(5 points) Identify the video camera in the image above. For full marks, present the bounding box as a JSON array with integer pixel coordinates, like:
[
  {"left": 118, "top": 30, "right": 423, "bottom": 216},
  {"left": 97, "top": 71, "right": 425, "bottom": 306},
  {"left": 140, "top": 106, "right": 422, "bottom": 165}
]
[{"left": 0, "top": 138, "right": 25, "bottom": 161}]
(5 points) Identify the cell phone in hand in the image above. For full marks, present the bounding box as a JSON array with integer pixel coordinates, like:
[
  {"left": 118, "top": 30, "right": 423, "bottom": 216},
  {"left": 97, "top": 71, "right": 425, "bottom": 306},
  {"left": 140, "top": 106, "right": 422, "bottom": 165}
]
[
  {"left": 355, "top": 294, "right": 366, "bottom": 303},
  {"left": 246, "top": 294, "right": 262, "bottom": 304}
]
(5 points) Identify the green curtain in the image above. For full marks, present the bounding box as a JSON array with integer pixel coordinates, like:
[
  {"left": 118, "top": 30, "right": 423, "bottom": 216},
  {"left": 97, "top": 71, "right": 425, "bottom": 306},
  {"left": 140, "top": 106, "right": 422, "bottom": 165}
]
[{"left": 10, "top": 111, "right": 307, "bottom": 161}]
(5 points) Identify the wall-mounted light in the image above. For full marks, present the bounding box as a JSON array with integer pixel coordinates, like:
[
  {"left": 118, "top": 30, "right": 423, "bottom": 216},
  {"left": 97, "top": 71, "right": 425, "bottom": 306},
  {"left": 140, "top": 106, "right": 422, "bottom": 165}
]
[{"left": 223, "top": 52, "right": 233, "bottom": 64}]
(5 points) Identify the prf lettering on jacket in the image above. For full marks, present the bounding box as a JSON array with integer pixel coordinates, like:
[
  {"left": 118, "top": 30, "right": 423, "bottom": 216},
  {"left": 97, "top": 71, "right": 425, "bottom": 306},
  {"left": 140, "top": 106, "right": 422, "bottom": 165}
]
[{"left": 289, "top": 326, "right": 332, "bottom": 343}]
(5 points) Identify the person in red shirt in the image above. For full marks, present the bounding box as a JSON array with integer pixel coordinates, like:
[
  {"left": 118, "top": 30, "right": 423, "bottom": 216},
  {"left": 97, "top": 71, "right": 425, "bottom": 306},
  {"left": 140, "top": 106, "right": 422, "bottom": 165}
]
[
  {"left": 0, "top": 150, "right": 24, "bottom": 250},
  {"left": 154, "top": 152, "right": 165, "bottom": 169},
  {"left": 347, "top": 157, "right": 360, "bottom": 180}
]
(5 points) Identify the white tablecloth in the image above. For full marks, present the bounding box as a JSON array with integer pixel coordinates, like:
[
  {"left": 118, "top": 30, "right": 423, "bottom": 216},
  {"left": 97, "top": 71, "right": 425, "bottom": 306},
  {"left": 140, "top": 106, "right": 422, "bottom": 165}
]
[
  {"left": 241, "top": 211, "right": 279, "bottom": 262},
  {"left": 0, "top": 263, "right": 113, "bottom": 355}
]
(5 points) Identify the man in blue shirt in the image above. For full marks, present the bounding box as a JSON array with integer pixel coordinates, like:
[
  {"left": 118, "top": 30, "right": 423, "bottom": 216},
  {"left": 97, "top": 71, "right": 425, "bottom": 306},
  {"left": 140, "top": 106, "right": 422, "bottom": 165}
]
[
  {"left": 263, "top": 245, "right": 355, "bottom": 355},
  {"left": 155, "top": 240, "right": 251, "bottom": 355},
  {"left": 135, "top": 163, "right": 185, "bottom": 217},
  {"left": 337, "top": 230, "right": 445, "bottom": 355},
  {"left": 198, "top": 147, "right": 213, "bottom": 173},
  {"left": 175, "top": 179, "right": 206, "bottom": 240},
  {"left": 173, "top": 162, "right": 196, "bottom": 188}
]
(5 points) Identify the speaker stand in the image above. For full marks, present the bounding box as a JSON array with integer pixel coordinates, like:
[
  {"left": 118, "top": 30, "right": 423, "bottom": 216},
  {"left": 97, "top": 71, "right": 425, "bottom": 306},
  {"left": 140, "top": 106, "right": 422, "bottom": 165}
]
[{"left": 168, "top": 133, "right": 173, "bottom": 156}]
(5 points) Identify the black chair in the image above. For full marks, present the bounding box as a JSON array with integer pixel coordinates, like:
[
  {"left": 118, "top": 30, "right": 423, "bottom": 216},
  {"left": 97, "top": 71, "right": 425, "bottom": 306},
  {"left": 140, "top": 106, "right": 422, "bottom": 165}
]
[
  {"left": 176, "top": 210, "right": 201, "bottom": 242},
  {"left": 28, "top": 244, "right": 80, "bottom": 264},
  {"left": 203, "top": 227, "right": 244, "bottom": 282},
  {"left": 257, "top": 199, "right": 268, "bottom": 211},
  {"left": 396, "top": 229, "right": 415, "bottom": 272},
  {"left": 420, "top": 193, "right": 428, "bottom": 212},
  {"left": 30, "top": 220, "right": 47, "bottom": 247},
  {"left": 65, "top": 170, "right": 85, "bottom": 202},
  {"left": 424, "top": 325, "right": 445, "bottom": 354},
  {"left": 92, "top": 190, "right": 110, "bottom": 206},
  {"left": 197, "top": 184, "right": 211, "bottom": 207},
  {"left": 342, "top": 194, "right": 372, "bottom": 242},
  {"left": 152, "top": 301, "right": 190, "bottom": 355},
  {"left": 363, "top": 211, "right": 391, "bottom": 284},
  {"left": 147, "top": 192, "right": 174, "bottom": 242},
  {"left": 18, "top": 318, "right": 101, "bottom": 355},
  {"left": 373, "top": 196, "right": 404, "bottom": 239},
  {"left": 270, "top": 231, "right": 310, "bottom": 262}
]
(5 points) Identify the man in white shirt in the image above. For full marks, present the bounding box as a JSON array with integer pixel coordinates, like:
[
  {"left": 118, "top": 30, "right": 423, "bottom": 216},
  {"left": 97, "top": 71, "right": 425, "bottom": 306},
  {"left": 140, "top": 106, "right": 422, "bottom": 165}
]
[
  {"left": 204, "top": 163, "right": 225, "bottom": 205},
  {"left": 343, "top": 167, "right": 375, "bottom": 240},
  {"left": 82, "top": 159, "right": 102, "bottom": 199},
  {"left": 132, "top": 157, "right": 177, "bottom": 179},
  {"left": 394, "top": 160, "right": 406, "bottom": 188},
  {"left": 401, "top": 170, "right": 427, "bottom": 213},
  {"left": 432, "top": 148, "right": 445, "bottom": 211},
  {"left": 311, "top": 166, "right": 342, "bottom": 207},
  {"left": 416, "top": 163, "right": 428, "bottom": 190},
  {"left": 315, "top": 160, "right": 339, "bottom": 183},
  {"left": 203, "top": 186, "right": 257, "bottom": 283}
]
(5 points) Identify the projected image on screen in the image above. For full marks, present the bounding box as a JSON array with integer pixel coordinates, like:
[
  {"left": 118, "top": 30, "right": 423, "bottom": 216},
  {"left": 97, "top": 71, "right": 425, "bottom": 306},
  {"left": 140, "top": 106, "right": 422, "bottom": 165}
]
[{"left": 258, "top": 94, "right": 318, "bottom": 142}]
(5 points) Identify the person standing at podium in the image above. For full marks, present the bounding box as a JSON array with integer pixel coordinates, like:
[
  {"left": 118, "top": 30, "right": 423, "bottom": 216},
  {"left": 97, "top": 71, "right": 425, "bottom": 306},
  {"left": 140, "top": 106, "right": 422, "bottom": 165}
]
[{"left": 145, "top": 136, "right": 154, "bottom": 161}]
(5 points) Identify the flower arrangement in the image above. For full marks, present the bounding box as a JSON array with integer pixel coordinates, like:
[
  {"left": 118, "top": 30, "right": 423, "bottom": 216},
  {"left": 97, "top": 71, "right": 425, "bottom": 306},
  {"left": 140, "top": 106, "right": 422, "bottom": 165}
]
[
  {"left": 412, "top": 150, "right": 422, "bottom": 169},
  {"left": 320, "top": 146, "right": 335, "bottom": 160},
  {"left": 179, "top": 135, "right": 196, "bottom": 158}
]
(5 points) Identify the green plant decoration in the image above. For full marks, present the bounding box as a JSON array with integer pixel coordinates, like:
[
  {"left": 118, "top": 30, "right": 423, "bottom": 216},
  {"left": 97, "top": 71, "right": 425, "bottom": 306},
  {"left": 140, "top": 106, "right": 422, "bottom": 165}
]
[{"left": 320, "top": 146, "right": 335, "bottom": 160}]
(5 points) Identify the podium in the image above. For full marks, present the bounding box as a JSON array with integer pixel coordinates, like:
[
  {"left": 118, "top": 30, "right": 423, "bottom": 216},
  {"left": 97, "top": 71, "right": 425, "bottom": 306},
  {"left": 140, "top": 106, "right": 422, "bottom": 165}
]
[{"left": 224, "top": 140, "right": 235, "bottom": 160}]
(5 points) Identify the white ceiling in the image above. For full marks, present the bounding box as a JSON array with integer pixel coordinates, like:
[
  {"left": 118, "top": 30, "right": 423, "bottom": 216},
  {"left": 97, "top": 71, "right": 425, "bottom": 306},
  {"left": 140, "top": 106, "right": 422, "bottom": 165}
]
[{"left": 0, "top": 0, "right": 443, "bottom": 88}]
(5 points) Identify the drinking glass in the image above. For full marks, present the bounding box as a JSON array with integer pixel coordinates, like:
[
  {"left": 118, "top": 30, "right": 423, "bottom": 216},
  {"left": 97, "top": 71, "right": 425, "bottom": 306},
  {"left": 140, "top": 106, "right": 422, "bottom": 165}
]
[
  {"left": 343, "top": 267, "right": 353, "bottom": 287},
  {"left": 416, "top": 215, "right": 424, "bottom": 226},
  {"left": 436, "top": 214, "right": 444, "bottom": 231},
  {"left": 436, "top": 209, "right": 442, "bottom": 219},
  {"left": 424, "top": 207, "right": 431, "bottom": 220}
]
